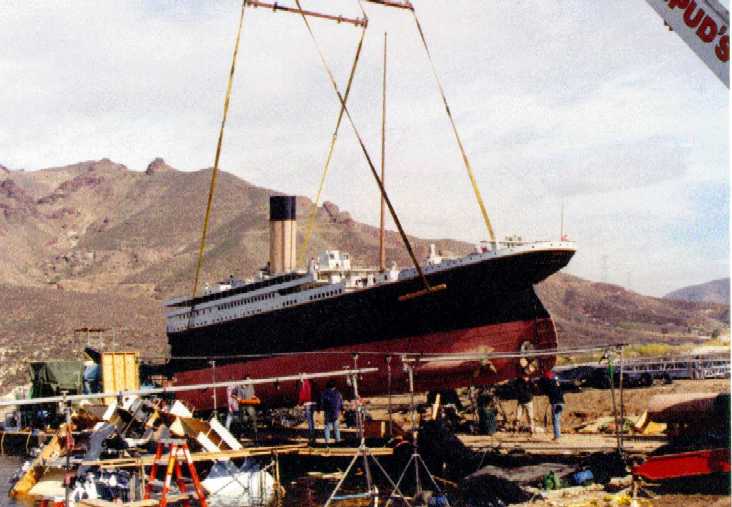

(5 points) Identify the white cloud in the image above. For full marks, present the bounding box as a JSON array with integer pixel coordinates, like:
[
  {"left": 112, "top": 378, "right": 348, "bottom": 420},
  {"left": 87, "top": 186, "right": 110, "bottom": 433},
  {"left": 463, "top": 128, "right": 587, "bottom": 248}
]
[{"left": 0, "top": 0, "right": 727, "bottom": 295}]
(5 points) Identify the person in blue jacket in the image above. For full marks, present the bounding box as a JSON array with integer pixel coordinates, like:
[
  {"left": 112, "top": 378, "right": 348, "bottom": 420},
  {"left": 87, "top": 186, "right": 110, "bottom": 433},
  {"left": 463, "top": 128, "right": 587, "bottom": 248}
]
[
  {"left": 320, "top": 380, "right": 343, "bottom": 444},
  {"left": 539, "top": 370, "right": 565, "bottom": 440}
]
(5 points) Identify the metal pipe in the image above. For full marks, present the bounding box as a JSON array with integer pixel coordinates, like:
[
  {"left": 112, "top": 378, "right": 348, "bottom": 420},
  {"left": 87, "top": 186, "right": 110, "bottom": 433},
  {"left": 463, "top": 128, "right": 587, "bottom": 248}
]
[
  {"left": 607, "top": 352, "right": 621, "bottom": 454},
  {"left": 386, "top": 355, "right": 393, "bottom": 437},
  {"left": 363, "top": 0, "right": 414, "bottom": 10},
  {"left": 246, "top": 1, "right": 367, "bottom": 27},
  {"left": 399, "top": 345, "right": 616, "bottom": 363},
  {"left": 209, "top": 360, "right": 217, "bottom": 417},
  {"left": 163, "top": 344, "right": 619, "bottom": 362},
  {"left": 0, "top": 367, "right": 378, "bottom": 407},
  {"left": 63, "top": 391, "right": 71, "bottom": 507},
  {"left": 618, "top": 345, "right": 625, "bottom": 455}
]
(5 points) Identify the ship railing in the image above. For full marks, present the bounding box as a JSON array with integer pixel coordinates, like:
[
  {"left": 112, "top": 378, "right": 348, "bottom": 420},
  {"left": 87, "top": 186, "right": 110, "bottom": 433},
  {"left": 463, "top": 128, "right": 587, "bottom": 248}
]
[{"left": 493, "top": 239, "right": 576, "bottom": 248}]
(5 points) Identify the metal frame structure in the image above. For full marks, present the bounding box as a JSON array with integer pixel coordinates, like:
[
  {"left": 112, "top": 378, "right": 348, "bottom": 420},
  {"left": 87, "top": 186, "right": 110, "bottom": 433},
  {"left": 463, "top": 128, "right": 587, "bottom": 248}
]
[
  {"left": 245, "top": 0, "right": 368, "bottom": 27},
  {"left": 385, "top": 362, "right": 450, "bottom": 507},
  {"left": 324, "top": 372, "right": 411, "bottom": 507},
  {"left": 0, "top": 368, "right": 379, "bottom": 407}
]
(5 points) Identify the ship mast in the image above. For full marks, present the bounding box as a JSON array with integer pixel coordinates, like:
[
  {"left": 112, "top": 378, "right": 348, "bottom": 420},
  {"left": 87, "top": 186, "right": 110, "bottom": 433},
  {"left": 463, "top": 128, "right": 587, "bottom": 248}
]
[
  {"left": 379, "top": 32, "right": 388, "bottom": 272},
  {"left": 560, "top": 200, "right": 565, "bottom": 240}
]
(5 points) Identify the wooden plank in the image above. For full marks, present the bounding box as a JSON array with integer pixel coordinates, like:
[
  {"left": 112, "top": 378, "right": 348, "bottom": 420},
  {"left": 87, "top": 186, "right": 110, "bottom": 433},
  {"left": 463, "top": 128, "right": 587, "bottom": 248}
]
[
  {"left": 10, "top": 426, "right": 63, "bottom": 496},
  {"left": 27, "top": 469, "right": 65, "bottom": 498},
  {"left": 460, "top": 434, "right": 663, "bottom": 456},
  {"left": 209, "top": 416, "right": 242, "bottom": 450},
  {"left": 102, "top": 352, "right": 140, "bottom": 405},
  {"left": 80, "top": 493, "right": 189, "bottom": 507},
  {"left": 81, "top": 443, "right": 308, "bottom": 468},
  {"left": 297, "top": 446, "right": 393, "bottom": 457}
]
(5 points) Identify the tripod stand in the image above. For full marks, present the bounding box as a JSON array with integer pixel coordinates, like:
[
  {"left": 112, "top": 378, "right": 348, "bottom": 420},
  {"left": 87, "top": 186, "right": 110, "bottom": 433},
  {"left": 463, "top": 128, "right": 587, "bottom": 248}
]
[
  {"left": 386, "top": 362, "right": 450, "bottom": 507},
  {"left": 324, "top": 373, "right": 412, "bottom": 507}
]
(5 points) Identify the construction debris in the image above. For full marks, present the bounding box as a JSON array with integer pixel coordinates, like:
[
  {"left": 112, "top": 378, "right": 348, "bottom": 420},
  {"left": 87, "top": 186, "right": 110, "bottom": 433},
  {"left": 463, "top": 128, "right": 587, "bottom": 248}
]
[
  {"left": 2, "top": 356, "right": 729, "bottom": 506},
  {"left": 632, "top": 392, "right": 730, "bottom": 484},
  {"left": 201, "top": 459, "right": 276, "bottom": 507}
]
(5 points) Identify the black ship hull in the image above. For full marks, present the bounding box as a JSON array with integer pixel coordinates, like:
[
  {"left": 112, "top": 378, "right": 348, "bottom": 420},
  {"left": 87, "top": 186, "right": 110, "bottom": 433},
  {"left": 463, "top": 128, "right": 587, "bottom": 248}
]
[
  {"left": 167, "top": 247, "right": 574, "bottom": 408},
  {"left": 167, "top": 247, "right": 574, "bottom": 379}
]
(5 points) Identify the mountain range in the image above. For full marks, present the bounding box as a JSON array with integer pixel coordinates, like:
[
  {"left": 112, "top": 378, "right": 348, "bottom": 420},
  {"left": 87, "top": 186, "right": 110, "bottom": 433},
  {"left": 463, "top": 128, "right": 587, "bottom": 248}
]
[
  {"left": 0, "top": 159, "right": 728, "bottom": 390},
  {"left": 664, "top": 278, "right": 730, "bottom": 305}
]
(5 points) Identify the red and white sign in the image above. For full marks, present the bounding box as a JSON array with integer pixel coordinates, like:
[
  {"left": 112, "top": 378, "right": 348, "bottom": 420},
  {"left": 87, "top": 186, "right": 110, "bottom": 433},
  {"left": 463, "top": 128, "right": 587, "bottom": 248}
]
[{"left": 646, "top": 0, "right": 729, "bottom": 87}]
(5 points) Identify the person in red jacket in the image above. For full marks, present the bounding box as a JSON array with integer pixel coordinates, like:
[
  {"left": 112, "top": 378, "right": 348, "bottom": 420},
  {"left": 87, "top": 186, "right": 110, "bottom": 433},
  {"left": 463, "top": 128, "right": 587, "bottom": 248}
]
[{"left": 298, "top": 378, "right": 319, "bottom": 445}]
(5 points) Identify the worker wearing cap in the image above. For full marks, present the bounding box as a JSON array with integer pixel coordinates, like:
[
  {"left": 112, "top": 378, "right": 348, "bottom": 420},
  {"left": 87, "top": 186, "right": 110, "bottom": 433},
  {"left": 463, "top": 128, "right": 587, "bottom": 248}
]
[{"left": 540, "top": 370, "right": 565, "bottom": 440}]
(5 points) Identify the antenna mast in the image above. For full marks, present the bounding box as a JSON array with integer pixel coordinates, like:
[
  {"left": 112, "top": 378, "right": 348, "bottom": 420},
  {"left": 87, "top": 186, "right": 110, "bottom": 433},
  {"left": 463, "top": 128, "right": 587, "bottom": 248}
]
[{"left": 560, "top": 200, "right": 565, "bottom": 240}]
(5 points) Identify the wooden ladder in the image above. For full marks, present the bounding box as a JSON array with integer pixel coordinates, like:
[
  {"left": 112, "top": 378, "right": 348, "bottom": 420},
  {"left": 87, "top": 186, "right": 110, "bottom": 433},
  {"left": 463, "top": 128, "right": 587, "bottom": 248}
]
[{"left": 144, "top": 439, "right": 207, "bottom": 507}]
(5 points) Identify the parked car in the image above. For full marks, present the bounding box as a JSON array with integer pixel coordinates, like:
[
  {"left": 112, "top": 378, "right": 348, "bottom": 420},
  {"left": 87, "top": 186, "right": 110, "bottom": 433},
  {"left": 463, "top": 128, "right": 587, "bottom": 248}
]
[{"left": 556, "top": 365, "right": 598, "bottom": 391}]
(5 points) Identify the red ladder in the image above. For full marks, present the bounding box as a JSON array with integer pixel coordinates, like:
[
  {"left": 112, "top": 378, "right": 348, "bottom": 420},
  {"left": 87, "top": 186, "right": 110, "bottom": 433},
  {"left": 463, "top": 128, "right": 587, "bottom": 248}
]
[{"left": 144, "top": 438, "right": 208, "bottom": 507}]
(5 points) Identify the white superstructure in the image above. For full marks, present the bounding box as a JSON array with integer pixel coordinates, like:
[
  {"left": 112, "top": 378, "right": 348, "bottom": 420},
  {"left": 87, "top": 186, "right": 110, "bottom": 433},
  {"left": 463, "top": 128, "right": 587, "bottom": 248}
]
[{"left": 165, "top": 239, "right": 575, "bottom": 335}]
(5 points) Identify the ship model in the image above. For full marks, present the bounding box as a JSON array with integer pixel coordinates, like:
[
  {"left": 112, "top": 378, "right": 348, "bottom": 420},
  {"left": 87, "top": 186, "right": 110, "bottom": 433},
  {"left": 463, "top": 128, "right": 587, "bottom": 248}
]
[
  {"left": 163, "top": 4, "right": 576, "bottom": 408},
  {"left": 165, "top": 196, "right": 575, "bottom": 408}
]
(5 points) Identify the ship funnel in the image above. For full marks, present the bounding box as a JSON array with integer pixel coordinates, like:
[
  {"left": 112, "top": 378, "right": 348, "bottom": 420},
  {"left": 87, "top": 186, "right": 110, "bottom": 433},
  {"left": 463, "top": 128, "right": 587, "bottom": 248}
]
[{"left": 269, "top": 195, "right": 297, "bottom": 274}]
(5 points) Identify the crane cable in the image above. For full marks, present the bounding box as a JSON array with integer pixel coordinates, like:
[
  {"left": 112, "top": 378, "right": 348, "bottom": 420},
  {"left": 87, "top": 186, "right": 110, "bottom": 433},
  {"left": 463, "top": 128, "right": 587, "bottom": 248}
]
[
  {"left": 294, "top": 0, "right": 434, "bottom": 294},
  {"left": 410, "top": 7, "right": 496, "bottom": 243},
  {"left": 191, "top": 0, "right": 248, "bottom": 303},
  {"left": 299, "top": 22, "right": 367, "bottom": 266}
]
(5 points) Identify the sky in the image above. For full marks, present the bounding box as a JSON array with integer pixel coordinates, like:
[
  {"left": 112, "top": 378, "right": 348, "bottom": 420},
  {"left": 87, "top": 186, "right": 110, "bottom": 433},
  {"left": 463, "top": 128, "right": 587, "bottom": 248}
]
[{"left": 0, "top": 0, "right": 729, "bottom": 297}]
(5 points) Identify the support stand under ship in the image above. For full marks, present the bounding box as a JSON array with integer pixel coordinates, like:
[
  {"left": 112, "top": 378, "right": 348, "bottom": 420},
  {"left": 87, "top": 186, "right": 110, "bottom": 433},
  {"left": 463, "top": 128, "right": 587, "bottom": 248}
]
[{"left": 165, "top": 196, "right": 575, "bottom": 409}]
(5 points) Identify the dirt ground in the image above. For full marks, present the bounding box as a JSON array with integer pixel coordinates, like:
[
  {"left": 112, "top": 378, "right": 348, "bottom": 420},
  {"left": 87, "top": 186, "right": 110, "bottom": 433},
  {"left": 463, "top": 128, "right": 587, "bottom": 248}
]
[
  {"left": 521, "top": 491, "right": 731, "bottom": 507},
  {"left": 362, "top": 378, "right": 730, "bottom": 433},
  {"left": 558, "top": 379, "right": 730, "bottom": 432},
  {"left": 359, "top": 378, "right": 730, "bottom": 506}
]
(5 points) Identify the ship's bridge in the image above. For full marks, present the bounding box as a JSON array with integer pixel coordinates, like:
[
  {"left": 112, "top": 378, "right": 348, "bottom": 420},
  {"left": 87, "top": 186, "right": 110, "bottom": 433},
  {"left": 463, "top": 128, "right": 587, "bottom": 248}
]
[
  {"left": 317, "top": 250, "right": 351, "bottom": 271},
  {"left": 312, "top": 250, "right": 399, "bottom": 289}
]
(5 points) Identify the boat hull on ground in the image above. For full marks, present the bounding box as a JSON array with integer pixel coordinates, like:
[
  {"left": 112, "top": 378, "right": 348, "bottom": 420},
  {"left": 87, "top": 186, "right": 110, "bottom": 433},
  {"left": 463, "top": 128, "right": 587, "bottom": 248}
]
[
  {"left": 167, "top": 247, "right": 573, "bottom": 409},
  {"left": 173, "top": 316, "right": 558, "bottom": 409}
]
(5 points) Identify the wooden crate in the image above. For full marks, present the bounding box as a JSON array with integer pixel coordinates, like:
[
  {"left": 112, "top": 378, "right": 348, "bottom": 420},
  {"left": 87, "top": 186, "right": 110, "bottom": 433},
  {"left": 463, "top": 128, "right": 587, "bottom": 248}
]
[{"left": 102, "top": 352, "right": 140, "bottom": 404}]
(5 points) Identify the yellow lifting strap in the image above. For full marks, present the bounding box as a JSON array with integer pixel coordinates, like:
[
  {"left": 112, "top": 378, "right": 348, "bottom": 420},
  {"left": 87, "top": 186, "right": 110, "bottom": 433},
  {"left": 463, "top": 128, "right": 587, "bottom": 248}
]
[
  {"left": 410, "top": 8, "right": 496, "bottom": 243},
  {"left": 294, "top": 0, "right": 440, "bottom": 296},
  {"left": 191, "top": 0, "right": 248, "bottom": 301},
  {"left": 300, "top": 23, "right": 367, "bottom": 267}
]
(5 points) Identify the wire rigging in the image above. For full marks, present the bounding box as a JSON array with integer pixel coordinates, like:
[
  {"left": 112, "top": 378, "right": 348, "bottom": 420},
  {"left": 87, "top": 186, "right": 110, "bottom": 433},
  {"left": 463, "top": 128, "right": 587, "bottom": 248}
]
[
  {"left": 409, "top": 6, "right": 497, "bottom": 242},
  {"left": 300, "top": 20, "right": 368, "bottom": 266},
  {"left": 191, "top": 0, "right": 249, "bottom": 303},
  {"left": 293, "top": 0, "right": 435, "bottom": 294}
]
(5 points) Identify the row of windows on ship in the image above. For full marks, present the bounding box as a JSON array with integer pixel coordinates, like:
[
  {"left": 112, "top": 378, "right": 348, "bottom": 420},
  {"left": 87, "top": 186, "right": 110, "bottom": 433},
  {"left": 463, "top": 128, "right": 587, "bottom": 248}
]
[{"left": 172, "top": 286, "right": 345, "bottom": 327}]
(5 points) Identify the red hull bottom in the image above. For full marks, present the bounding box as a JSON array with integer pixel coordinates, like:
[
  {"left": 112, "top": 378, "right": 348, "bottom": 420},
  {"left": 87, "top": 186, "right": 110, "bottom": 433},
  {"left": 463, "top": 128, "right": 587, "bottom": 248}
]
[{"left": 173, "top": 317, "right": 558, "bottom": 410}]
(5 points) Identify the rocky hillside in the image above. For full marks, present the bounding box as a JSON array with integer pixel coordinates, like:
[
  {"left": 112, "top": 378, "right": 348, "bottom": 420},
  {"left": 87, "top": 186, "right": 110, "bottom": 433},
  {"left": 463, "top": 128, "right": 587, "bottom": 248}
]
[
  {"left": 537, "top": 273, "right": 728, "bottom": 348},
  {"left": 0, "top": 159, "right": 728, "bottom": 390},
  {"left": 664, "top": 278, "right": 730, "bottom": 305},
  {"left": 1, "top": 158, "right": 467, "bottom": 297}
]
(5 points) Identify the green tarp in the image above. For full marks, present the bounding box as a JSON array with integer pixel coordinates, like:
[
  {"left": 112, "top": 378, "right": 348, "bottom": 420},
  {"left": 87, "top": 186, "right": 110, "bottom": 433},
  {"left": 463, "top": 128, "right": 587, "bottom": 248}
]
[{"left": 29, "top": 361, "right": 84, "bottom": 397}]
